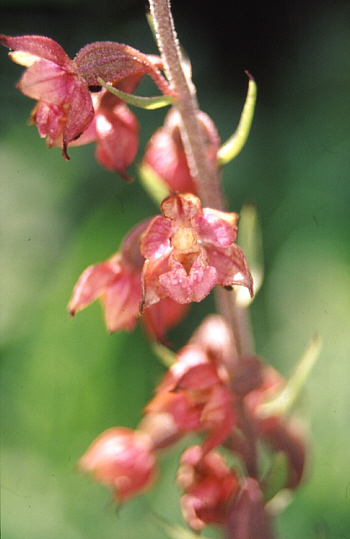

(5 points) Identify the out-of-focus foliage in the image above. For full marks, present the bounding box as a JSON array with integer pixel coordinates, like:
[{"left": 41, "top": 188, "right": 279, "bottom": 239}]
[{"left": 1, "top": 1, "right": 349, "bottom": 538}]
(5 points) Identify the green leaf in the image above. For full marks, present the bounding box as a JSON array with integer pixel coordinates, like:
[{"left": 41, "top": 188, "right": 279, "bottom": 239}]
[
  {"left": 257, "top": 335, "right": 322, "bottom": 418},
  {"left": 138, "top": 162, "right": 171, "bottom": 206},
  {"left": 151, "top": 341, "right": 177, "bottom": 367},
  {"left": 146, "top": 12, "right": 158, "bottom": 43},
  {"left": 262, "top": 452, "right": 290, "bottom": 503},
  {"left": 217, "top": 72, "right": 257, "bottom": 165},
  {"left": 97, "top": 78, "right": 175, "bottom": 110},
  {"left": 235, "top": 203, "right": 264, "bottom": 307}
]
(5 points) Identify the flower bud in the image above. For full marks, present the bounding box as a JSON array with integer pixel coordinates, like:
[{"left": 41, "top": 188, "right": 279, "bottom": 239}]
[
  {"left": 79, "top": 427, "right": 157, "bottom": 502},
  {"left": 142, "top": 108, "right": 220, "bottom": 195}
]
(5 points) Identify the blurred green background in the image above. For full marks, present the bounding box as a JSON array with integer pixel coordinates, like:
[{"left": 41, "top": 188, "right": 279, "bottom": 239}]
[{"left": 1, "top": 1, "right": 349, "bottom": 538}]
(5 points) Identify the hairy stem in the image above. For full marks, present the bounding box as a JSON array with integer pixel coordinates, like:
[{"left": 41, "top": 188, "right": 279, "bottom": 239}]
[{"left": 148, "top": 0, "right": 224, "bottom": 209}]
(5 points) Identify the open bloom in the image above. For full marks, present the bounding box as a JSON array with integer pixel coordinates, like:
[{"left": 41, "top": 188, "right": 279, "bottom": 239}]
[
  {"left": 79, "top": 427, "right": 157, "bottom": 502},
  {"left": 0, "top": 34, "right": 170, "bottom": 161},
  {"left": 141, "top": 193, "right": 253, "bottom": 307},
  {"left": 177, "top": 445, "right": 240, "bottom": 531},
  {"left": 68, "top": 220, "right": 187, "bottom": 340}
]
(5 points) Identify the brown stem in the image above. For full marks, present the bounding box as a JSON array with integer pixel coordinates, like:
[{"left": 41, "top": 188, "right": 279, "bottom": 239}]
[{"left": 148, "top": 0, "right": 224, "bottom": 209}]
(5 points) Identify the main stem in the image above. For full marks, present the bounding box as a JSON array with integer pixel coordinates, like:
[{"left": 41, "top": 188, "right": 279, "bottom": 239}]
[
  {"left": 148, "top": 0, "right": 223, "bottom": 209},
  {"left": 149, "top": 0, "right": 253, "bottom": 356}
]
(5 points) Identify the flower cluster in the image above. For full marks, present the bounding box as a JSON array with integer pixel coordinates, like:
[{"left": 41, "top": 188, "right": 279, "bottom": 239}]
[
  {"left": 79, "top": 315, "right": 306, "bottom": 535},
  {"left": 2, "top": 12, "right": 310, "bottom": 539}
]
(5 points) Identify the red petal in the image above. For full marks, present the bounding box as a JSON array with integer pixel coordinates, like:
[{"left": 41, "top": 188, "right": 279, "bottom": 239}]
[
  {"left": 208, "top": 244, "right": 254, "bottom": 295},
  {"left": 63, "top": 80, "right": 94, "bottom": 157},
  {"left": 0, "top": 34, "right": 72, "bottom": 67},
  {"left": 141, "top": 257, "right": 170, "bottom": 309},
  {"left": 94, "top": 103, "right": 139, "bottom": 175},
  {"left": 143, "top": 110, "right": 197, "bottom": 195},
  {"left": 141, "top": 215, "right": 172, "bottom": 259},
  {"left": 194, "top": 208, "right": 237, "bottom": 247},
  {"left": 103, "top": 274, "right": 141, "bottom": 332},
  {"left": 142, "top": 297, "right": 189, "bottom": 341},
  {"left": 68, "top": 260, "right": 120, "bottom": 315},
  {"left": 175, "top": 363, "right": 221, "bottom": 390},
  {"left": 18, "top": 59, "right": 75, "bottom": 103}
]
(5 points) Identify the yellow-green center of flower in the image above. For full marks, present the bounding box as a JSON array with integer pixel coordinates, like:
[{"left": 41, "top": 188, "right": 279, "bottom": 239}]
[{"left": 171, "top": 227, "right": 197, "bottom": 252}]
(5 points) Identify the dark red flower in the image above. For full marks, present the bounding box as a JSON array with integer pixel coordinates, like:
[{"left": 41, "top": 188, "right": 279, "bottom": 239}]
[{"left": 177, "top": 445, "right": 240, "bottom": 531}]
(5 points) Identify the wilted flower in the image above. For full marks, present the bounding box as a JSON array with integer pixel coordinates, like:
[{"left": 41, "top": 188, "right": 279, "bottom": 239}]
[
  {"left": 141, "top": 193, "right": 253, "bottom": 308},
  {"left": 177, "top": 445, "right": 240, "bottom": 531},
  {"left": 226, "top": 478, "right": 274, "bottom": 539},
  {"left": 79, "top": 427, "right": 157, "bottom": 502},
  {"left": 143, "top": 344, "right": 236, "bottom": 453}
]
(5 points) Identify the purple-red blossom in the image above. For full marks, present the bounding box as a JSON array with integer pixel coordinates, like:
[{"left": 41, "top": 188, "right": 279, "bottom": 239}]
[
  {"left": 0, "top": 34, "right": 170, "bottom": 163},
  {"left": 140, "top": 193, "right": 253, "bottom": 307},
  {"left": 0, "top": 34, "right": 93, "bottom": 158},
  {"left": 177, "top": 445, "right": 240, "bottom": 531}
]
